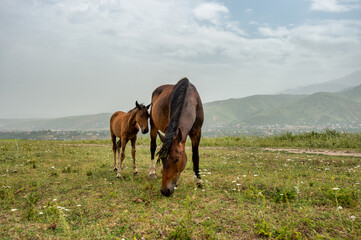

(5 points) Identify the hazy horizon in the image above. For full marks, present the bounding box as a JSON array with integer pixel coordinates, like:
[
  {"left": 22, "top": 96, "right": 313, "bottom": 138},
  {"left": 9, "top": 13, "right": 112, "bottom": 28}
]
[{"left": 1, "top": 0, "right": 361, "bottom": 119}]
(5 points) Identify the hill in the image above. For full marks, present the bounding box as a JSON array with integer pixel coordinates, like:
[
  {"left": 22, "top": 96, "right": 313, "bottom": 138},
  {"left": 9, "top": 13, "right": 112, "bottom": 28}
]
[
  {"left": 203, "top": 84, "right": 361, "bottom": 135},
  {"left": 341, "top": 84, "right": 361, "bottom": 102},
  {"left": 243, "top": 92, "right": 361, "bottom": 125},
  {"left": 0, "top": 113, "right": 111, "bottom": 131},
  {"left": 281, "top": 70, "right": 361, "bottom": 95},
  {"left": 1, "top": 85, "right": 360, "bottom": 136},
  {"left": 204, "top": 94, "right": 306, "bottom": 125}
]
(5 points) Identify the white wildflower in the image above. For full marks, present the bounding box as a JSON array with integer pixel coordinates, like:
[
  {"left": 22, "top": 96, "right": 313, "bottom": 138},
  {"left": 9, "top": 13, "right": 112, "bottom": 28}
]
[
  {"left": 243, "top": 175, "right": 247, "bottom": 177},
  {"left": 77, "top": 204, "right": 82, "bottom": 207},
  {"left": 39, "top": 212, "right": 43, "bottom": 215},
  {"left": 337, "top": 206, "right": 343, "bottom": 210},
  {"left": 11, "top": 209, "right": 17, "bottom": 212},
  {"left": 332, "top": 188, "right": 340, "bottom": 191},
  {"left": 53, "top": 198, "right": 57, "bottom": 201},
  {"left": 254, "top": 174, "right": 258, "bottom": 177},
  {"left": 350, "top": 215, "right": 356, "bottom": 221}
]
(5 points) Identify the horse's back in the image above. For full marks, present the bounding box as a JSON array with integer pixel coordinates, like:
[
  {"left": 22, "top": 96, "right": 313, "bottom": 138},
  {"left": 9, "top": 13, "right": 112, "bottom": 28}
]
[
  {"left": 110, "top": 111, "right": 127, "bottom": 137},
  {"left": 188, "top": 83, "right": 204, "bottom": 130},
  {"left": 151, "top": 84, "right": 173, "bottom": 100},
  {"left": 150, "top": 79, "right": 203, "bottom": 135}
]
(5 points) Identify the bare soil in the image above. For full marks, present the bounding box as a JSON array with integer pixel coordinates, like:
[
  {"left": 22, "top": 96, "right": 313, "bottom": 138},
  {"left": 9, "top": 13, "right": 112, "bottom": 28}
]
[{"left": 261, "top": 148, "right": 361, "bottom": 157}]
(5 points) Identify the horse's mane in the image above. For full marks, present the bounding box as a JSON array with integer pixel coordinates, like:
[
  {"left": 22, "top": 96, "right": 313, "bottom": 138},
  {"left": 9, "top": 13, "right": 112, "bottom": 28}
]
[
  {"left": 127, "top": 103, "right": 145, "bottom": 127},
  {"left": 157, "top": 78, "right": 189, "bottom": 162}
]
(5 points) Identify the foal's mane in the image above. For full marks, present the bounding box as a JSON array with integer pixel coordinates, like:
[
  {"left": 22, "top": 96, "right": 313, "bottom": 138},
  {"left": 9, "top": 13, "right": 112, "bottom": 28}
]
[
  {"left": 127, "top": 103, "right": 145, "bottom": 127},
  {"left": 157, "top": 78, "right": 189, "bottom": 162}
]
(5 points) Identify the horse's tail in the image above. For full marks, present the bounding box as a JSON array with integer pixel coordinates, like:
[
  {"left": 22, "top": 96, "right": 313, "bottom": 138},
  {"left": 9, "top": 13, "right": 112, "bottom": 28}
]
[{"left": 157, "top": 78, "right": 189, "bottom": 162}]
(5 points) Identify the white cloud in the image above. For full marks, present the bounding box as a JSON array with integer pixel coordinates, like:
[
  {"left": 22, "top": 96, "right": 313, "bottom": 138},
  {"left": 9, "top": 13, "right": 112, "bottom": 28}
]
[
  {"left": 193, "top": 2, "right": 229, "bottom": 24},
  {"left": 1, "top": 0, "right": 361, "bottom": 117},
  {"left": 244, "top": 8, "right": 254, "bottom": 14},
  {"left": 311, "top": 0, "right": 361, "bottom": 12}
]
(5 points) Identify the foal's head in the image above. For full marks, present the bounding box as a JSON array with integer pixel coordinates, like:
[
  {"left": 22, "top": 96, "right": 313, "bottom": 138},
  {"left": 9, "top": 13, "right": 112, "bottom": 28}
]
[
  {"left": 158, "top": 129, "right": 187, "bottom": 197},
  {"left": 135, "top": 101, "right": 150, "bottom": 134}
]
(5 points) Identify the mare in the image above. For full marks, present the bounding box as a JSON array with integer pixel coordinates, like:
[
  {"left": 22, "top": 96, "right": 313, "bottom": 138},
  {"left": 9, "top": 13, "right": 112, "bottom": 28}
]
[
  {"left": 110, "top": 101, "right": 150, "bottom": 178},
  {"left": 148, "top": 78, "right": 204, "bottom": 196}
]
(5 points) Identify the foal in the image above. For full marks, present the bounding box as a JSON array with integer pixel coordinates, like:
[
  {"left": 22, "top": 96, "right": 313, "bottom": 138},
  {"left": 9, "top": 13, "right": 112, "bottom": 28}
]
[{"left": 110, "top": 101, "right": 150, "bottom": 178}]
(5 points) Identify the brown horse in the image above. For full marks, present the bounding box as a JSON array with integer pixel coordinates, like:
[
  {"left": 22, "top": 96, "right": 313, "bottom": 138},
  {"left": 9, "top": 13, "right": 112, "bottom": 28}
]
[
  {"left": 148, "top": 78, "right": 204, "bottom": 196},
  {"left": 110, "top": 101, "right": 150, "bottom": 178}
]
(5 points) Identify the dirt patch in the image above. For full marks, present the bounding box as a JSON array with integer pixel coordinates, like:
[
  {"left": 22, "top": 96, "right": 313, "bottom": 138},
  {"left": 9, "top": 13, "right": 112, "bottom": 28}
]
[{"left": 261, "top": 148, "right": 361, "bottom": 157}]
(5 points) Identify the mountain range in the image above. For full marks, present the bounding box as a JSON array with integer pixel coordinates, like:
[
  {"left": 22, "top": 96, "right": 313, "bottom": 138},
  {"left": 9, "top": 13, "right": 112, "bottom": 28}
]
[
  {"left": 280, "top": 70, "right": 361, "bottom": 95},
  {"left": 1, "top": 71, "right": 360, "bottom": 134}
]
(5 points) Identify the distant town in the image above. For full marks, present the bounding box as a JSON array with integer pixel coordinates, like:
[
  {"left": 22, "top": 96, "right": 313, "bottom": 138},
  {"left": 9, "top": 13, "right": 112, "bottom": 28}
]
[{"left": 1, "top": 122, "right": 361, "bottom": 141}]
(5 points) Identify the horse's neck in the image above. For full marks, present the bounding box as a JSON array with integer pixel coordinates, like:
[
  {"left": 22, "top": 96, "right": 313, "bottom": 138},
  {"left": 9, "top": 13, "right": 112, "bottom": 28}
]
[{"left": 127, "top": 109, "right": 138, "bottom": 129}]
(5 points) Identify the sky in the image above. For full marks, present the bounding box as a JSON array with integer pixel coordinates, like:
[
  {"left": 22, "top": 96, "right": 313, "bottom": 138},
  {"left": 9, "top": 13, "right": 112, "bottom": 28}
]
[{"left": 1, "top": 0, "right": 361, "bottom": 118}]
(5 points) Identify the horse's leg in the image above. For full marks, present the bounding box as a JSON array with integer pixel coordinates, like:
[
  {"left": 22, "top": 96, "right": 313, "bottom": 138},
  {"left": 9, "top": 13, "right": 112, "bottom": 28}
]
[
  {"left": 148, "top": 122, "right": 157, "bottom": 179},
  {"left": 190, "top": 129, "right": 202, "bottom": 188},
  {"left": 116, "top": 138, "right": 128, "bottom": 178},
  {"left": 111, "top": 133, "right": 117, "bottom": 171},
  {"left": 131, "top": 136, "right": 138, "bottom": 175}
]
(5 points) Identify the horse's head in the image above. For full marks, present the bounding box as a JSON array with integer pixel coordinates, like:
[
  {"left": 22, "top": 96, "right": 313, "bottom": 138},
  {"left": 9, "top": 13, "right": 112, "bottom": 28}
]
[
  {"left": 158, "top": 129, "right": 187, "bottom": 197},
  {"left": 135, "top": 101, "right": 150, "bottom": 134}
]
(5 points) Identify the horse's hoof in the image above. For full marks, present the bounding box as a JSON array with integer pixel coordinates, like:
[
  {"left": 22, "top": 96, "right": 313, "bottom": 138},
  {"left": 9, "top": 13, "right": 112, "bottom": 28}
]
[
  {"left": 113, "top": 168, "right": 118, "bottom": 172},
  {"left": 134, "top": 171, "right": 139, "bottom": 176},
  {"left": 116, "top": 173, "right": 121, "bottom": 178},
  {"left": 149, "top": 174, "right": 157, "bottom": 179},
  {"left": 196, "top": 179, "right": 203, "bottom": 188}
]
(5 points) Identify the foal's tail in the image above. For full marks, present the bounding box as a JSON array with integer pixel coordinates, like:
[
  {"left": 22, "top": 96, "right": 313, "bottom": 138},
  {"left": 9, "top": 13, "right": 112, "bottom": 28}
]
[
  {"left": 111, "top": 133, "right": 117, "bottom": 152},
  {"left": 110, "top": 113, "right": 117, "bottom": 152}
]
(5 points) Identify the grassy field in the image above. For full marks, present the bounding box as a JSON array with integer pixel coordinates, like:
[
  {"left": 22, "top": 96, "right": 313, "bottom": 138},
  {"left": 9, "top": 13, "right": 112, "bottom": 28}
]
[{"left": 1, "top": 134, "right": 361, "bottom": 239}]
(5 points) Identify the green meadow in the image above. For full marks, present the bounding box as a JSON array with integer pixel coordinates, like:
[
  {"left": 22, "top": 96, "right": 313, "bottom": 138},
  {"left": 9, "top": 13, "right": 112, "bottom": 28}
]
[{"left": 1, "top": 132, "right": 361, "bottom": 239}]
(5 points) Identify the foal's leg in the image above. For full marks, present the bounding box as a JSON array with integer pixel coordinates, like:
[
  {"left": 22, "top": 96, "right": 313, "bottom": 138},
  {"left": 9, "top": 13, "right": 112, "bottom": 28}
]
[
  {"left": 111, "top": 133, "right": 117, "bottom": 171},
  {"left": 116, "top": 138, "right": 128, "bottom": 178},
  {"left": 148, "top": 124, "right": 158, "bottom": 179},
  {"left": 190, "top": 129, "right": 202, "bottom": 187},
  {"left": 131, "top": 136, "right": 138, "bottom": 175}
]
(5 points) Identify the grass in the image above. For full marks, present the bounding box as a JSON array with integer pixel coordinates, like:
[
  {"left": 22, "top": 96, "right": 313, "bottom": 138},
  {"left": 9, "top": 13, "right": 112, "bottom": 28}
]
[{"left": 0, "top": 134, "right": 360, "bottom": 239}]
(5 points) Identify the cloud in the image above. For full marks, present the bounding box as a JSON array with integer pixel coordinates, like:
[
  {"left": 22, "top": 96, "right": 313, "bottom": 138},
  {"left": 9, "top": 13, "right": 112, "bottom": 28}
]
[
  {"left": 1, "top": 0, "right": 361, "bottom": 117},
  {"left": 244, "top": 8, "right": 254, "bottom": 14},
  {"left": 193, "top": 2, "right": 229, "bottom": 24},
  {"left": 311, "top": 0, "right": 361, "bottom": 12}
]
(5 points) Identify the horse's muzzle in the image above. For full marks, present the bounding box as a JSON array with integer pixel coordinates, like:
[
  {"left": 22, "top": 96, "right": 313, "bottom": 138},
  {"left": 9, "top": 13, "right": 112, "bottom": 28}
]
[{"left": 161, "top": 187, "right": 174, "bottom": 197}]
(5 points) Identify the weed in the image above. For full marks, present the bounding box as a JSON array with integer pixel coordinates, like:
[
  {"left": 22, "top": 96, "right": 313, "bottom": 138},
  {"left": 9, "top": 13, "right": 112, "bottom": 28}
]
[
  {"left": 0, "top": 138, "right": 360, "bottom": 239},
  {"left": 62, "top": 166, "right": 72, "bottom": 173}
]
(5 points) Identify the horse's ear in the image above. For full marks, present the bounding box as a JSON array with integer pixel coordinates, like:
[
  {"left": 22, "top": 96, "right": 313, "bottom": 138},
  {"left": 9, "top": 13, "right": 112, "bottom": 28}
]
[
  {"left": 135, "top": 101, "right": 141, "bottom": 110},
  {"left": 146, "top": 103, "right": 151, "bottom": 109},
  {"left": 157, "top": 131, "right": 165, "bottom": 142}
]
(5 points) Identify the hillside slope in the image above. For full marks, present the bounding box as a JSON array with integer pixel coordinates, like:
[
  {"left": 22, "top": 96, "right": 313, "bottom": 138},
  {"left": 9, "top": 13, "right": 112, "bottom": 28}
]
[
  {"left": 244, "top": 92, "right": 361, "bottom": 125},
  {"left": 281, "top": 70, "right": 361, "bottom": 95},
  {"left": 0, "top": 113, "right": 111, "bottom": 131},
  {"left": 204, "top": 94, "right": 306, "bottom": 125}
]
